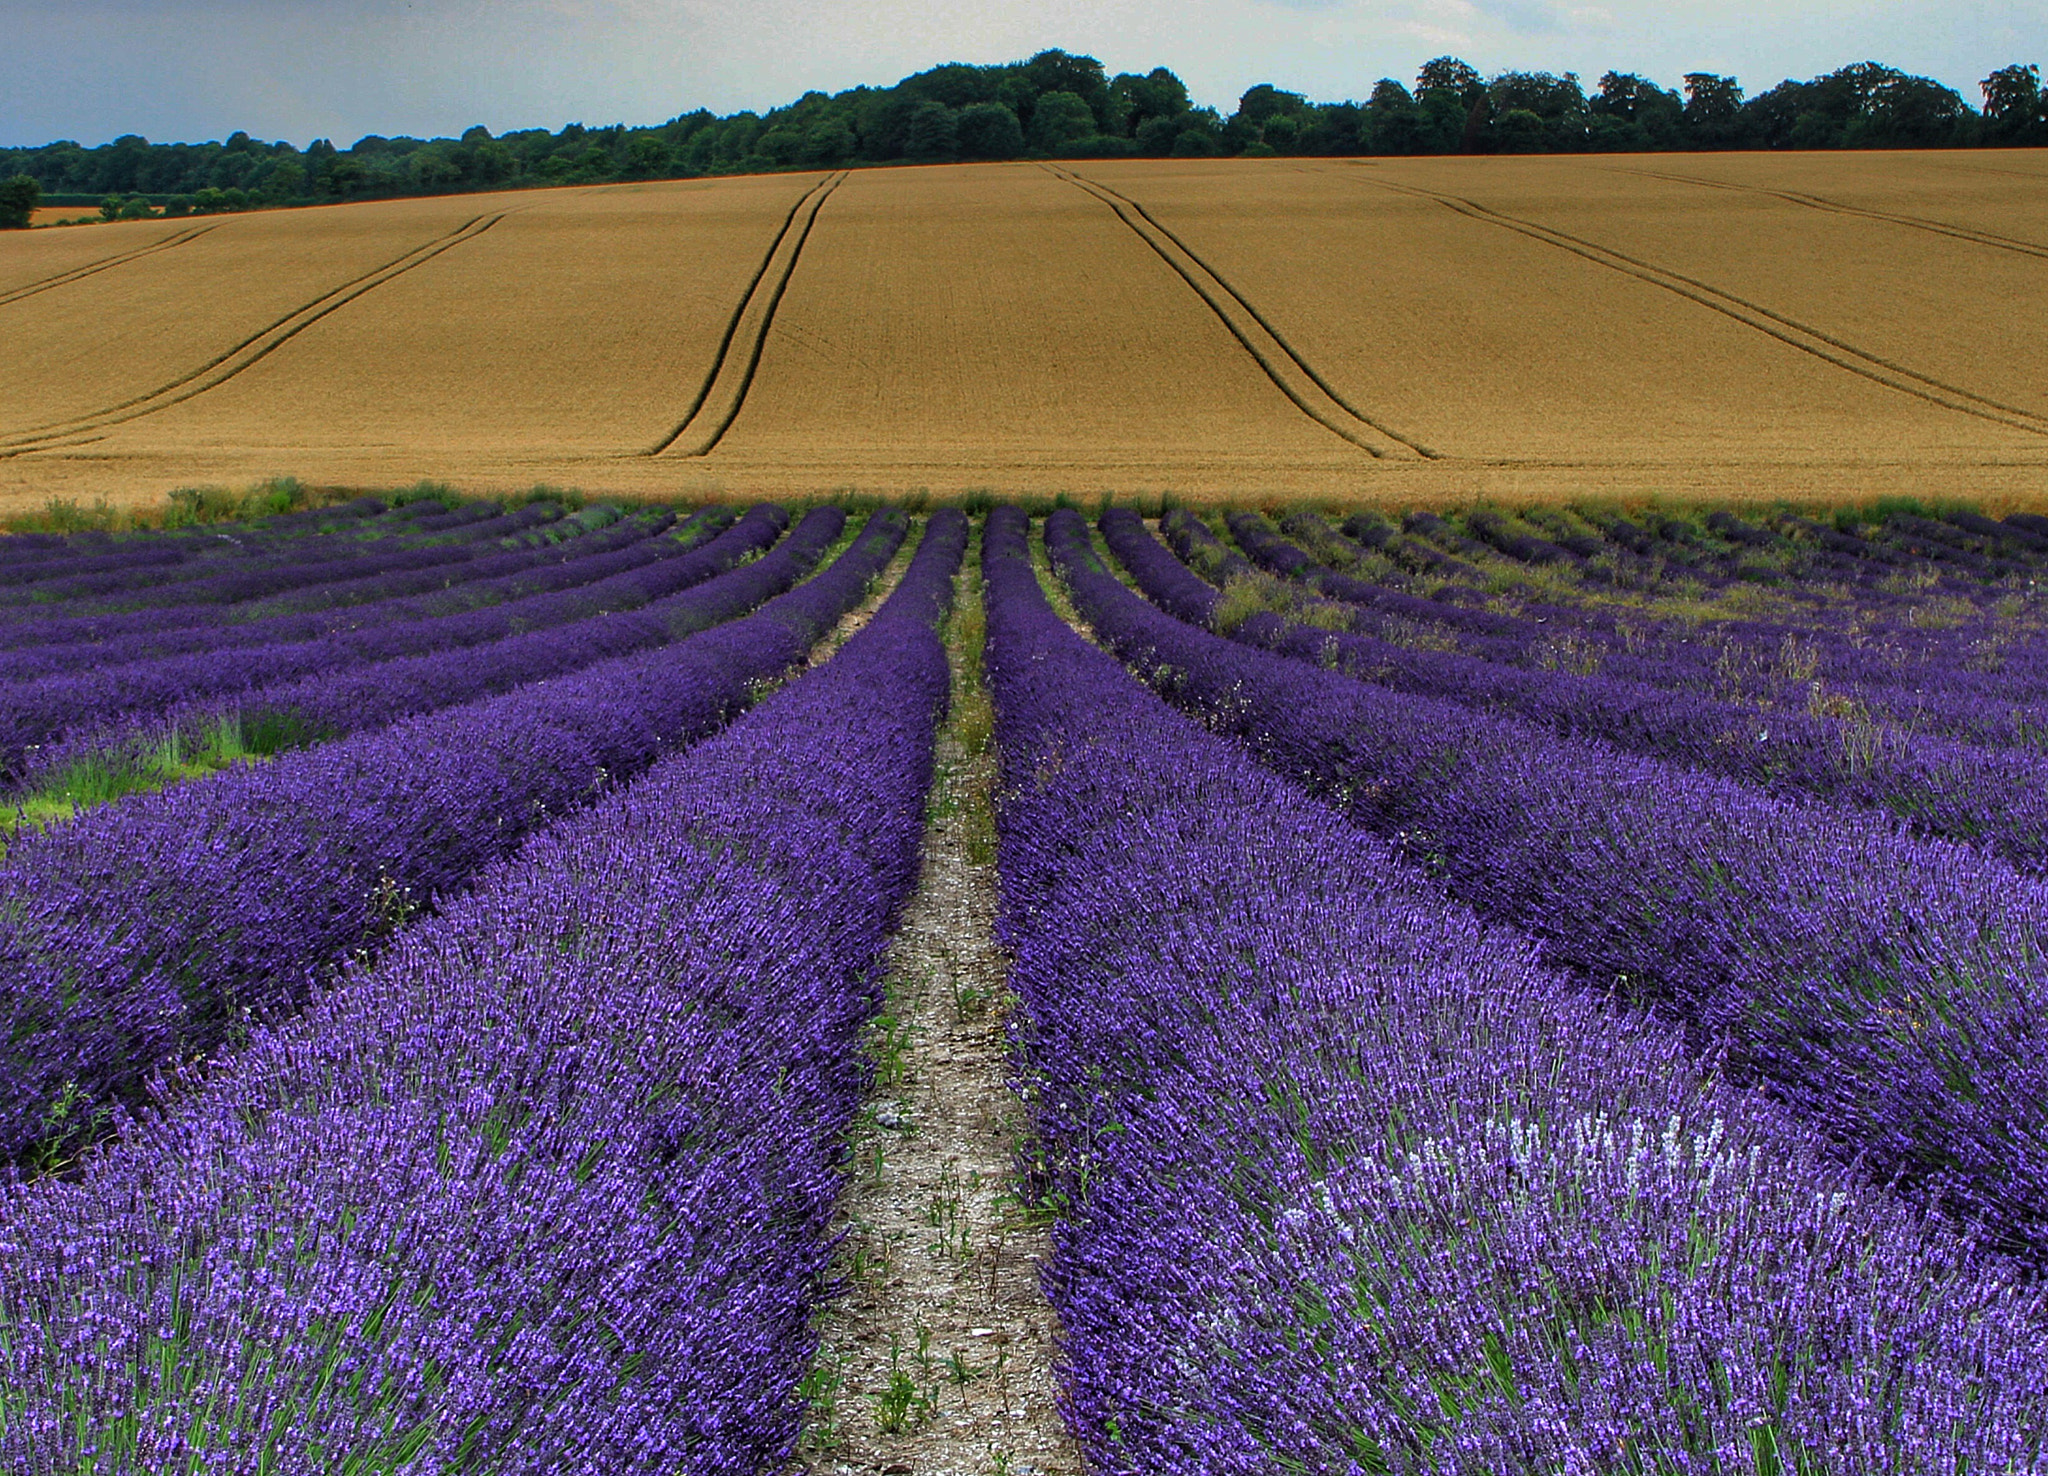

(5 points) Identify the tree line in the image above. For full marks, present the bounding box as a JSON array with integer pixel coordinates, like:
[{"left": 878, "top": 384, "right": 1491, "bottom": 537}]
[{"left": 3, "top": 50, "right": 2044, "bottom": 226}]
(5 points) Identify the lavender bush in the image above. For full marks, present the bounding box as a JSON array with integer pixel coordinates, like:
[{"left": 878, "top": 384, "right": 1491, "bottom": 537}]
[
  {"left": 0, "top": 500, "right": 529, "bottom": 611},
  {"left": 0, "top": 510, "right": 962, "bottom": 1473},
  {"left": 985, "top": 507, "right": 2048, "bottom": 1474},
  {"left": 1215, "top": 511, "right": 2048, "bottom": 758},
  {"left": 1049, "top": 508, "right": 2048, "bottom": 1261},
  {"left": 7, "top": 507, "right": 784, "bottom": 790},
  {"left": 0, "top": 507, "right": 903, "bottom": 1166},
  {"left": 0, "top": 503, "right": 697, "bottom": 657},
  {"left": 0, "top": 506, "right": 703, "bottom": 682},
  {"left": 1109, "top": 511, "right": 2048, "bottom": 871}
]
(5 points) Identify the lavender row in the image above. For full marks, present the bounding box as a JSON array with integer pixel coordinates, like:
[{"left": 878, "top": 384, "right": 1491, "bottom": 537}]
[
  {"left": 1245, "top": 509, "right": 2020, "bottom": 669},
  {"left": 0, "top": 511, "right": 961, "bottom": 1472},
  {"left": 0, "top": 495, "right": 388, "bottom": 573},
  {"left": 10, "top": 507, "right": 778, "bottom": 793},
  {"left": 160, "top": 505, "right": 809, "bottom": 758},
  {"left": 0, "top": 509, "right": 773, "bottom": 783},
  {"left": 0, "top": 497, "right": 418, "bottom": 587},
  {"left": 0, "top": 498, "right": 559, "bottom": 615},
  {"left": 0, "top": 507, "right": 901, "bottom": 1167},
  {"left": 0, "top": 505, "right": 702, "bottom": 682},
  {"left": 187, "top": 503, "right": 652, "bottom": 622},
  {"left": 1352, "top": 500, "right": 2048, "bottom": 599},
  {"left": 1111, "top": 511, "right": 2048, "bottom": 872},
  {"left": 1189, "top": 509, "right": 1524, "bottom": 635},
  {"left": 1049, "top": 509, "right": 2048, "bottom": 1261},
  {"left": 0, "top": 498, "right": 547, "bottom": 610},
  {"left": 1219, "top": 512, "right": 2048, "bottom": 754},
  {"left": 987, "top": 509, "right": 2047, "bottom": 1472},
  {"left": 0, "top": 507, "right": 638, "bottom": 650}
]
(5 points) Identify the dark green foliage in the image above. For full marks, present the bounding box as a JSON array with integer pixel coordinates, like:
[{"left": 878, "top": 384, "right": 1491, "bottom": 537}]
[
  {"left": 1982, "top": 64, "right": 2046, "bottom": 143},
  {"left": 955, "top": 102, "right": 1025, "bottom": 160},
  {"left": 1739, "top": 61, "right": 1972, "bottom": 150},
  {"left": 0, "top": 47, "right": 2031, "bottom": 216},
  {"left": 1112, "top": 68, "right": 1190, "bottom": 134},
  {"left": 904, "top": 100, "right": 960, "bottom": 161},
  {"left": 0, "top": 174, "right": 37, "bottom": 229},
  {"left": 1029, "top": 90, "right": 1097, "bottom": 152}
]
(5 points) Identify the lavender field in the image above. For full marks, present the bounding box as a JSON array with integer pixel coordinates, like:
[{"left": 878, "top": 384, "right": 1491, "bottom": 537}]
[{"left": 0, "top": 490, "right": 2045, "bottom": 1473}]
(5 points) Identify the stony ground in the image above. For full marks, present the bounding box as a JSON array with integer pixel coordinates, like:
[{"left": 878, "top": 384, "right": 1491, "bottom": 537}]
[{"left": 796, "top": 535, "right": 1083, "bottom": 1476}]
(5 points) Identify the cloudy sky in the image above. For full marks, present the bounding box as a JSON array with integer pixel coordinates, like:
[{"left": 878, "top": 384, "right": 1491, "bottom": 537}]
[{"left": 0, "top": 0, "right": 2038, "bottom": 149}]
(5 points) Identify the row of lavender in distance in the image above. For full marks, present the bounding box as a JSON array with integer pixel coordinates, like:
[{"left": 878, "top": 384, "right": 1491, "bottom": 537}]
[
  {"left": 0, "top": 510, "right": 964, "bottom": 1473},
  {"left": 1107, "top": 511, "right": 2048, "bottom": 871},
  {"left": 1048, "top": 509, "right": 2048, "bottom": 1261},
  {"left": 0, "top": 497, "right": 548, "bottom": 610},
  {"left": 0, "top": 503, "right": 671, "bottom": 700},
  {"left": 0, "top": 493, "right": 388, "bottom": 571},
  {"left": 1302, "top": 505, "right": 2048, "bottom": 711},
  {"left": 1340, "top": 499, "right": 2048, "bottom": 599},
  {"left": 1220, "top": 510, "right": 2048, "bottom": 758},
  {"left": 0, "top": 507, "right": 902, "bottom": 1167},
  {"left": 1, "top": 507, "right": 778, "bottom": 790},
  {"left": 0, "top": 501, "right": 631, "bottom": 651},
  {"left": 0, "top": 496, "right": 438, "bottom": 588},
  {"left": 0, "top": 504, "right": 715, "bottom": 682},
  {"left": 986, "top": 508, "right": 2047, "bottom": 1473}
]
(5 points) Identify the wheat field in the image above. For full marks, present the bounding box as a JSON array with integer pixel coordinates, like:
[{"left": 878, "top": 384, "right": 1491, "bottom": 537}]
[{"left": 1, "top": 151, "right": 2042, "bottom": 509}]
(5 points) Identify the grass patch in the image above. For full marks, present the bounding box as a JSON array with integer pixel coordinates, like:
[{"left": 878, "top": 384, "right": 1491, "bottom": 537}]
[
  {"left": 4, "top": 477, "right": 327, "bottom": 536},
  {"left": 2, "top": 709, "right": 329, "bottom": 852}
]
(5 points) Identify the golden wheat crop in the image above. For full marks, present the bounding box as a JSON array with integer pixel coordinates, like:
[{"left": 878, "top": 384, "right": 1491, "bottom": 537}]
[
  {"left": 0, "top": 151, "right": 2042, "bottom": 509},
  {"left": 24, "top": 208, "right": 107, "bottom": 228}
]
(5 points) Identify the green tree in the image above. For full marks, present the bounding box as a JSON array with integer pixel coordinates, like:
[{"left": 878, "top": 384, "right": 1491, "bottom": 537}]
[
  {"left": 625, "top": 135, "right": 675, "bottom": 175},
  {"left": 956, "top": 102, "right": 1025, "bottom": 159},
  {"left": 471, "top": 140, "right": 516, "bottom": 184},
  {"left": 1416, "top": 57, "right": 1486, "bottom": 109},
  {"left": 1682, "top": 72, "right": 1744, "bottom": 145},
  {"left": 267, "top": 159, "right": 307, "bottom": 201},
  {"left": 1029, "top": 90, "right": 1097, "bottom": 151},
  {"left": 1169, "top": 108, "right": 1225, "bottom": 155},
  {"left": 1494, "top": 108, "right": 1548, "bottom": 152},
  {"left": 1022, "top": 49, "right": 1113, "bottom": 130},
  {"left": 1854, "top": 73, "right": 1969, "bottom": 145},
  {"left": 1296, "top": 102, "right": 1363, "bottom": 155},
  {"left": 1365, "top": 79, "right": 1426, "bottom": 154},
  {"left": 904, "top": 100, "right": 959, "bottom": 160},
  {"left": 1982, "top": 63, "right": 2044, "bottom": 142},
  {"left": 1110, "top": 67, "right": 1189, "bottom": 135},
  {"left": 1235, "top": 84, "right": 1306, "bottom": 128},
  {"left": 0, "top": 174, "right": 40, "bottom": 229},
  {"left": 799, "top": 118, "right": 855, "bottom": 165},
  {"left": 1592, "top": 73, "right": 1683, "bottom": 149},
  {"left": 1489, "top": 71, "right": 1589, "bottom": 149},
  {"left": 753, "top": 126, "right": 803, "bottom": 166}
]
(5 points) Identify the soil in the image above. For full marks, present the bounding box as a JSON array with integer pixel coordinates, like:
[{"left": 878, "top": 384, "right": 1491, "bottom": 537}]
[{"left": 797, "top": 540, "right": 1084, "bottom": 1476}]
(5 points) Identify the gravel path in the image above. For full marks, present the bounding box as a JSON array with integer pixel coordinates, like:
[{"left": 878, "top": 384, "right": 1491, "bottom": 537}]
[{"left": 797, "top": 529, "right": 1083, "bottom": 1476}]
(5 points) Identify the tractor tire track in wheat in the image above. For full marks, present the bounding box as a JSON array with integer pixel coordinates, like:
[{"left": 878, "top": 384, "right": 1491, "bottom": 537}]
[
  {"left": 1043, "top": 163, "right": 1434, "bottom": 460},
  {"left": 1619, "top": 167, "right": 2048, "bottom": 262},
  {"left": 1333, "top": 167, "right": 2048, "bottom": 439},
  {"left": 0, "top": 212, "right": 510, "bottom": 458},
  {"left": 647, "top": 170, "right": 847, "bottom": 458},
  {"left": 0, "top": 222, "right": 225, "bottom": 311}
]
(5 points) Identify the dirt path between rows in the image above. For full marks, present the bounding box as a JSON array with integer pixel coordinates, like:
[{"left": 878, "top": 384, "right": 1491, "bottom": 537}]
[{"left": 798, "top": 529, "right": 1083, "bottom": 1476}]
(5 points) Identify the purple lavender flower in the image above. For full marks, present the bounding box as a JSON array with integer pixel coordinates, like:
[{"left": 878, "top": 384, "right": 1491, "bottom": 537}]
[
  {"left": 0, "top": 508, "right": 904, "bottom": 1166},
  {"left": 987, "top": 506, "right": 2048, "bottom": 1473}
]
